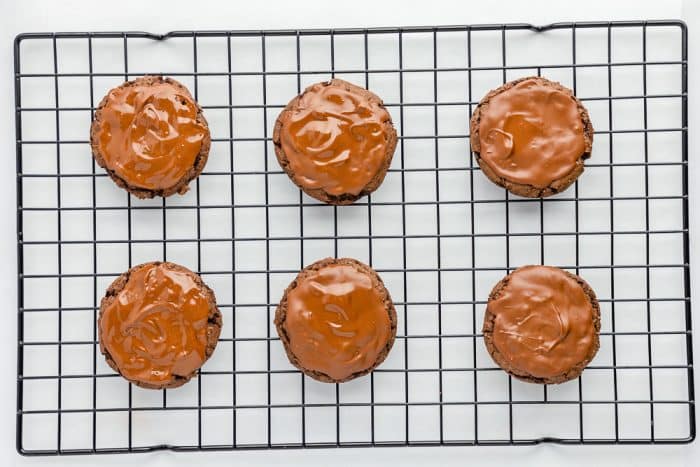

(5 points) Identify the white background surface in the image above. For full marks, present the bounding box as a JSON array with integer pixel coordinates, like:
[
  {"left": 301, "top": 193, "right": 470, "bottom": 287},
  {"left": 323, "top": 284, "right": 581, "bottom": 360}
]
[{"left": 1, "top": 0, "right": 699, "bottom": 465}]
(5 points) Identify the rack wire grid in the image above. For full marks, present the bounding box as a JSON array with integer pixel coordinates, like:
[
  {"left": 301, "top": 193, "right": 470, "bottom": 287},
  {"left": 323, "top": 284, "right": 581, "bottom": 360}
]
[{"left": 14, "top": 20, "right": 693, "bottom": 455}]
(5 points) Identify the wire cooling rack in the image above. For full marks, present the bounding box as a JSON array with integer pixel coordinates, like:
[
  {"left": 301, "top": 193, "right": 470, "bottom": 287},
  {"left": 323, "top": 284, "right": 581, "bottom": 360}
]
[{"left": 14, "top": 21, "right": 693, "bottom": 455}]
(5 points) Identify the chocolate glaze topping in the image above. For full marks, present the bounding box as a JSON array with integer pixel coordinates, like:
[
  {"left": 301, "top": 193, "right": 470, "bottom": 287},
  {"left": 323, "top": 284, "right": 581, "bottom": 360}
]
[
  {"left": 277, "top": 80, "right": 393, "bottom": 196},
  {"left": 93, "top": 77, "right": 208, "bottom": 191},
  {"left": 487, "top": 265, "right": 599, "bottom": 379},
  {"left": 281, "top": 263, "right": 393, "bottom": 381},
  {"left": 477, "top": 77, "right": 588, "bottom": 189},
  {"left": 99, "top": 263, "right": 214, "bottom": 386}
]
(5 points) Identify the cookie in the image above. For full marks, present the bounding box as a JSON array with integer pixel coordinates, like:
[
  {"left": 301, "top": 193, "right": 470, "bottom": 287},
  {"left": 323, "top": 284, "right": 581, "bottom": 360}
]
[
  {"left": 273, "top": 79, "right": 397, "bottom": 205},
  {"left": 274, "top": 257, "right": 397, "bottom": 383},
  {"left": 470, "top": 76, "right": 594, "bottom": 198},
  {"left": 98, "top": 262, "right": 222, "bottom": 389},
  {"left": 482, "top": 265, "right": 600, "bottom": 384},
  {"left": 90, "top": 75, "right": 211, "bottom": 199}
]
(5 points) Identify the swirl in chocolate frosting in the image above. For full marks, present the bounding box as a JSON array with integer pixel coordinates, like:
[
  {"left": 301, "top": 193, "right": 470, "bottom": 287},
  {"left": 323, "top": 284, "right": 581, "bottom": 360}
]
[
  {"left": 99, "top": 263, "right": 212, "bottom": 385},
  {"left": 278, "top": 81, "right": 392, "bottom": 196},
  {"left": 94, "top": 78, "right": 208, "bottom": 190},
  {"left": 282, "top": 263, "right": 392, "bottom": 381}
]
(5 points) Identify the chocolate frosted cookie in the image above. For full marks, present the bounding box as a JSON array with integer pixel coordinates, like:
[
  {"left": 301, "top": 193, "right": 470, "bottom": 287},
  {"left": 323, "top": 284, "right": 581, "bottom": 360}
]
[
  {"left": 273, "top": 79, "right": 397, "bottom": 205},
  {"left": 90, "top": 76, "right": 211, "bottom": 199},
  {"left": 470, "top": 76, "right": 594, "bottom": 198},
  {"left": 482, "top": 265, "right": 600, "bottom": 384},
  {"left": 274, "top": 258, "right": 397, "bottom": 383},
  {"left": 98, "top": 262, "right": 222, "bottom": 389}
]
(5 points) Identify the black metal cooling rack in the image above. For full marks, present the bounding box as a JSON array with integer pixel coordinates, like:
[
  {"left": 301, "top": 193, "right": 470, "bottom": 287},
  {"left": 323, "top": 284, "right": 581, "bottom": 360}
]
[{"left": 14, "top": 21, "right": 693, "bottom": 455}]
